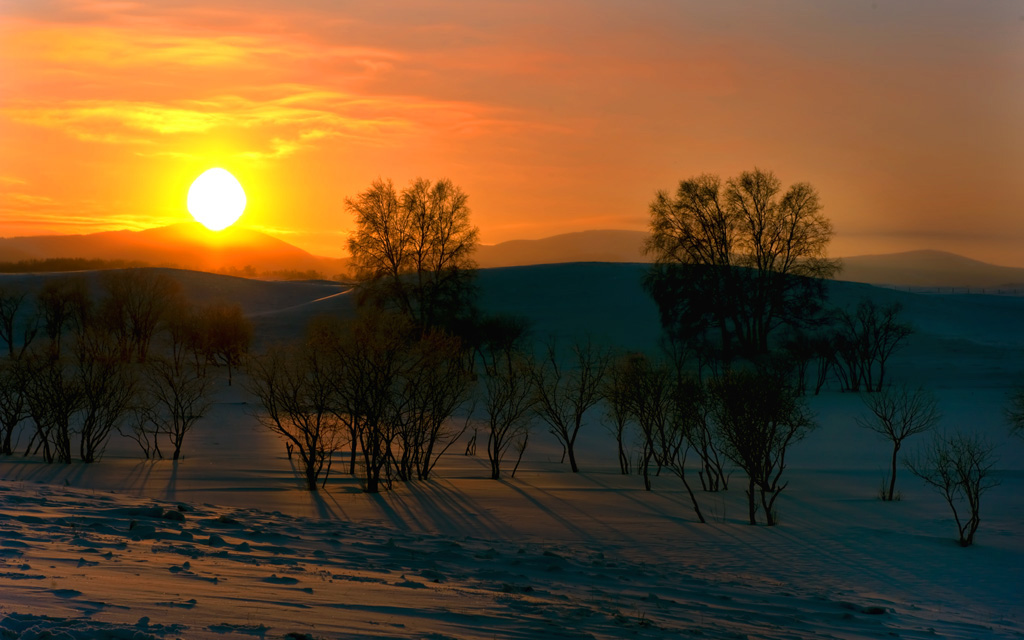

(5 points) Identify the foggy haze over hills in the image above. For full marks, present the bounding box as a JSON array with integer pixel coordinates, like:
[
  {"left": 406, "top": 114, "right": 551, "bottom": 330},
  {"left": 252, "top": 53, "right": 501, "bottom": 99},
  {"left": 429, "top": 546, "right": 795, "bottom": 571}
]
[{"left": 2, "top": 226, "right": 1023, "bottom": 289}]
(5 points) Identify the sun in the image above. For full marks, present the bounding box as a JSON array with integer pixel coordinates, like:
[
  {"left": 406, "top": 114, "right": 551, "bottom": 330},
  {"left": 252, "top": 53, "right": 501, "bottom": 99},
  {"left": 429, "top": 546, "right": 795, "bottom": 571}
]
[{"left": 187, "top": 168, "right": 247, "bottom": 231}]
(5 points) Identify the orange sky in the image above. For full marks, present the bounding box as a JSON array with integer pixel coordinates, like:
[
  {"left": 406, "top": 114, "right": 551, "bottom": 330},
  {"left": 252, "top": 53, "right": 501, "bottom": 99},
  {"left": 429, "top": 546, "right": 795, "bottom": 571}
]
[{"left": 1, "top": 1, "right": 1022, "bottom": 264}]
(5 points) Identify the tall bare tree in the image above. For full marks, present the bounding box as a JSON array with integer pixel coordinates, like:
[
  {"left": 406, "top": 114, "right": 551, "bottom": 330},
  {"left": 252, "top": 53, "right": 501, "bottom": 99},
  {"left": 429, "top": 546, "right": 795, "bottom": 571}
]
[
  {"left": 347, "top": 177, "right": 479, "bottom": 330},
  {"left": 528, "top": 337, "right": 610, "bottom": 473},
  {"left": 23, "top": 347, "right": 81, "bottom": 463},
  {"left": 0, "top": 357, "right": 27, "bottom": 455},
  {"left": 394, "top": 330, "right": 474, "bottom": 481},
  {"left": 857, "top": 384, "right": 940, "bottom": 501},
  {"left": 332, "top": 311, "right": 411, "bottom": 493},
  {"left": 480, "top": 344, "right": 535, "bottom": 481},
  {"left": 0, "top": 285, "right": 37, "bottom": 358},
  {"left": 74, "top": 329, "right": 136, "bottom": 463},
  {"left": 644, "top": 168, "right": 839, "bottom": 361},
  {"left": 907, "top": 430, "right": 998, "bottom": 547},
  {"left": 602, "top": 354, "right": 636, "bottom": 475}
]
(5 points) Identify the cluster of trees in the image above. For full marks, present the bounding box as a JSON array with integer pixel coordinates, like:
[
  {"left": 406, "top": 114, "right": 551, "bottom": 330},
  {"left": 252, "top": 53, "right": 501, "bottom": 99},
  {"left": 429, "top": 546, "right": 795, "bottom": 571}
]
[
  {"left": 0, "top": 270, "right": 251, "bottom": 463},
  {"left": 643, "top": 168, "right": 1003, "bottom": 544},
  {"left": 643, "top": 168, "right": 914, "bottom": 396},
  {"left": 601, "top": 353, "right": 814, "bottom": 525},
  {"left": 240, "top": 175, "right": 816, "bottom": 531},
  {"left": 248, "top": 311, "right": 474, "bottom": 492}
]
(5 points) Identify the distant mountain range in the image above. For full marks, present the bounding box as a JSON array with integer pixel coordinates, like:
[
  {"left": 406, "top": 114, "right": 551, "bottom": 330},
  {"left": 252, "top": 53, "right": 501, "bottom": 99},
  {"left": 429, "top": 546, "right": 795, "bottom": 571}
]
[
  {"left": 1, "top": 226, "right": 1021, "bottom": 288},
  {"left": 474, "top": 230, "right": 649, "bottom": 267},
  {"left": 0, "top": 223, "right": 348, "bottom": 277}
]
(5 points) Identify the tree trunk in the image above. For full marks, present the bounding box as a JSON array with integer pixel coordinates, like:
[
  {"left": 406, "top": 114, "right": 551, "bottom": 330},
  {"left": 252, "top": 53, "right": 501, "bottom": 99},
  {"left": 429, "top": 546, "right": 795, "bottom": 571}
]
[
  {"left": 747, "top": 476, "right": 757, "bottom": 525},
  {"left": 887, "top": 442, "right": 900, "bottom": 501}
]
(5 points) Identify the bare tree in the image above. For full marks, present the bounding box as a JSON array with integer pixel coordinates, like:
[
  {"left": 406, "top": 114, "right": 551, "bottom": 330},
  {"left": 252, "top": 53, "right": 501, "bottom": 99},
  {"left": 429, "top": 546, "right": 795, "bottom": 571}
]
[
  {"left": 198, "top": 302, "right": 252, "bottom": 386},
  {"left": 121, "top": 401, "right": 162, "bottom": 460},
  {"left": 907, "top": 431, "right": 999, "bottom": 547},
  {"left": 710, "top": 369, "right": 815, "bottom": 525},
  {"left": 857, "top": 385, "right": 940, "bottom": 501},
  {"left": 332, "top": 311, "right": 411, "bottom": 493},
  {"left": 0, "top": 285, "right": 37, "bottom": 358},
  {"left": 23, "top": 347, "right": 81, "bottom": 463},
  {"left": 619, "top": 354, "right": 705, "bottom": 521},
  {"left": 99, "top": 269, "right": 183, "bottom": 363},
  {"left": 0, "top": 357, "right": 27, "bottom": 455},
  {"left": 602, "top": 354, "right": 636, "bottom": 475},
  {"left": 528, "top": 337, "right": 610, "bottom": 473},
  {"left": 622, "top": 354, "right": 674, "bottom": 491},
  {"left": 480, "top": 345, "right": 535, "bottom": 481},
  {"left": 247, "top": 340, "right": 346, "bottom": 491},
  {"left": 833, "top": 300, "right": 913, "bottom": 392},
  {"left": 644, "top": 169, "right": 839, "bottom": 361},
  {"left": 346, "top": 177, "right": 479, "bottom": 330},
  {"left": 37, "top": 276, "right": 92, "bottom": 357},
  {"left": 394, "top": 330, "right": 474, "bottom": 481},
  {"left": 74, "top": 329, "right": 136, "bottom": 462},
  {"left": 140, "top": 355, "right": 213, "bottom": 461}
]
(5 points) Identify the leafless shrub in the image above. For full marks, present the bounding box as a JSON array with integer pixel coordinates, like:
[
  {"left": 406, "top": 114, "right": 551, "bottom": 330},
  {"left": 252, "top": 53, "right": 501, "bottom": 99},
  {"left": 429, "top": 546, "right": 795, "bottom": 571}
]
[
  {"left": 833, "top": 300, "right": 912, "bottom": 392},
  {"left": 247, "top": 339, "right": 346, "bottom": 491},
  {"left": 709, "top": 369, "right": 815, "bottom": 526},
  {"left": 906, "top": 430, "right": 999, "bottom": 547},
  {"left": 602, "top": 354, "right": 636, "bottom": 475},
  {"left": 528, "top": 336, "right": 610, "bottom": 473},
  {"left": 22, "top": 347, "right": 81, "bottom": 463},
  {"left": 139, "top": 355, "right": 213, "bottom": 461},
  {"left": 480, "top": 345, "right": 535, "bottom": 481},
  {"left": 74, "top": 329, "right": 136, "bottom": 463}
]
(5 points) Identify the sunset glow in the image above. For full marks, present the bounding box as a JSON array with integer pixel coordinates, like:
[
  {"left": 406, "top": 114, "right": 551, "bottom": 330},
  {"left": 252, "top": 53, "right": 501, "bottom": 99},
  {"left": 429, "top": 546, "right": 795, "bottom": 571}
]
[
  {"left": 187, "top": 168, "right": 247, "bottom": 232},
  {"left": 0, "top": 1, "right": 1021, "bottom": 264}
]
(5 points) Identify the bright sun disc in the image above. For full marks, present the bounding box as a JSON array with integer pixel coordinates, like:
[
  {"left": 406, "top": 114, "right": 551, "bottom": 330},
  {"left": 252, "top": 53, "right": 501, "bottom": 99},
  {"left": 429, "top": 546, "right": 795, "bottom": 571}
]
[{"left": 187, "top": 168, "right": 247, "bottom": 231}]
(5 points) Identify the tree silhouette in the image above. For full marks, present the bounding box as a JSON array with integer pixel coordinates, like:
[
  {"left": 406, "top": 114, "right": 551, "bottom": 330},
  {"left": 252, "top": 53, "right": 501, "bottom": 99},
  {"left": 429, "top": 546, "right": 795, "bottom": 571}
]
[
  {"left": 247, "top": 339, "right": 346, "bottom": 491},
  {"left": 74, "top": 328, "right": 136, "bottom": 462},
  {"left": 710, "top": 369, "right": 815, "bottom": 525},
  {"left": 37, "top": 276, "right": 91, "bottom": 357},
  {"left": 346, "top": 178, "right": 479, "bottom": 331},
  {"left": 0, "top": 285, "right": 36, "bottom": 358},
  {"left": 907, "top": 430, "right": 998, "bottom": 547},
  {"left": 528, "top": 336, "right": 610, "bottom": 473},
  {"left": 198, "top": 302, "right": 252, "bottom": 385},
  {"left": 0, "top": 357, "right": 27, "bottom": 456},
  {"left": 857, "top": 384, "right": 939, "bottom": 501},
  {"left": 480, "top": 339, "right": 535, "bottom": 481},
  {"left": 833, "top": 300, "right": 913, "bottom": 392},
  {"left": 644, "top": 169, "right": 838, "bottom": 362}
]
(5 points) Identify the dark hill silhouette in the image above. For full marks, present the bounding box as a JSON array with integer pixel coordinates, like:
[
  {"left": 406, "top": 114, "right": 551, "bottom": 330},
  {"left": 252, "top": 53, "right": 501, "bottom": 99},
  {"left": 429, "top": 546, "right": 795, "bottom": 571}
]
[
  {"left": 3, "top": 225, "right": 1021, "bottom": 288},
  {"left": 0, "top": 223, "right": 347, "bottom": 277},
  {"left": 836, "top": 250, "right": 1024, "bottom": 288},
  {"left": 474, "top": 230, "right": 649, "bottom": 268},
  {"left": 477, "top": 231, "right": 1024, "bottom": 289}
]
